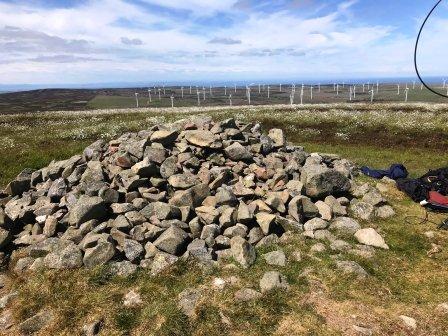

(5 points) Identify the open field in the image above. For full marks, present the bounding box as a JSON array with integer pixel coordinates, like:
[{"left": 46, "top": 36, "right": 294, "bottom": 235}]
[
  {"left": 0, "top": 103, "right": 447, "bottom": 335},
  {"left": 2, "top": 83, "right": 448, "bottom": 114}
]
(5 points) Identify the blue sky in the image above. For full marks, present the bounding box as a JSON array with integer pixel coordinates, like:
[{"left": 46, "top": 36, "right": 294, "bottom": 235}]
[{"left": 0, "top": 0, "right": 447, "bottom": 84}]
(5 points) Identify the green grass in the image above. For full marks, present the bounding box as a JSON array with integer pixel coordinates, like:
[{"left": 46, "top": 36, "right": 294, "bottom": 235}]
[
  {"left": 2, "top": 103, "right": 448, "bottom": 335},
  {"left": 87, "top": 95, "right": 139, "bottom": 109}
]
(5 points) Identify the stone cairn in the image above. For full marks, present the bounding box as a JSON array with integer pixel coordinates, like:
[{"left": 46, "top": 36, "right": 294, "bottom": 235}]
[{"left": 0, "top": 117, "right": 393, "bottom": 275}]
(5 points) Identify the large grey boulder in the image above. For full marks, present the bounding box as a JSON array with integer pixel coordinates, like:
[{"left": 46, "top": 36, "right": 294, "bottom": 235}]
[
  {"left": 255, "top": 212, "right": 276, "bottom": 235},
  {"left": 230, "top": 236, "right": 256, "bottom": 268},
  {"left": 184, "top": 130, "right": 215, "bottom": 147},
  {"left": 160, "top": 156, "right": 179, "bottom": 179},
  {"left": 215, "top": 187, "right": 237, "bottom": 206},
  {"left": 18, "top": 310, "right": 54, "bottom": 334},
  {"left": 169, "top": 183, "right": 210, "bottom": 208},
  {"left": 150, "top": 129, "right": 178, "bottom": 146},
  {"left": 153, "top": 225, "right": 189, "bottom": 255},
  {"left": 83, "top": 241, "right": 115, "bottom": 268},
  {"left": 376, "top": 205, "right": 395, "bottom": 219},
  {"left": 268, "top": 129, "right": 285, "bottom": 147},
  {"left": 234, "top": 288, "right": 263, "bottom": 302},
  {"left": 178, "top": 288, "right": 202, "bottom": 318},
  {"left": 150, "top": 252, "right": 178, "bottom": 276},
  {"left": 43, "top": 244, "right": 83, "bottom": 269},
  {"left": 330, "top": 217, "right": 361, "bottom": 235},
  {"left": 4, "top": 168, "right": 34, "bottom": 196},
  {"left": 68, "top": 195, "right": 107, "bottom": 226},
  {"left": 79, "top": 161, "right": 106, "bottom": 195},
  {"left": 350, "top": 201, "right": 376, "bottom": 221},
  {"left": 336, "top": 260, "right": 368, "bottom": 278},
  {"left": 168, "top": 174, "right": 199, "bottom": 189},
  {"left": 303, "top": 218, "right": 328, "bottom": 231},
  {"left": 123, "top": 239, "right": 144, "bottom": 262},
  {"left": 224, "top": 143, "right": 252, "bottom": 161},
  {"left": 362, "top": 188, "right": 385, "bottom": 206},
  {"left": 47, "top": 178, "right": 67, "bottom": 201},
  {"left": 354, "top": 228, "right": 389, "bottom": 249},
  {"left": 301, "top": 164, "right": 351, "bottom": 198},
  {"left": 140, "top": 202, "right": 181, "bottom": 221},
  {"left": 259, "top": 271, "right": 289, "bottom": 293},
  {"left": 109, "top": 261, "right": 138, "bottom": 277},
  {"left": 28, "top": 237, "right": 72, "bottom": 257},
  {"left": 263, "top": 250, "right": 286, "bottom": 266}
]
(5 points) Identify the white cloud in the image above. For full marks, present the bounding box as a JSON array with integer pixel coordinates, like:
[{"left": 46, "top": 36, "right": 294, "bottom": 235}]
[
  {"left": 140, "top": 0, "right": 239, "bottom": 15},
  {"left": 0, "top": 0, "right": 446, "bottom": 84}
]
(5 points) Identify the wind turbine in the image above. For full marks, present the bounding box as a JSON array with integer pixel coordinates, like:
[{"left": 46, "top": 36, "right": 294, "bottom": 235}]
[
  {"left": 224, "top": 85, "right": 227, "bottom": 96},
  {"left": 267, "top": 85, "right": 270, "bottom": 99},
  {"left": 158, "top": 88, "right": 161, "bottom": 100},
  {"left": 336, "top": 84, "right": 339, "bottom": 96},
  {"left": 229, "top": 94, "right": 232, "bottom": 106},
  {"left": 397, "top": 84, "right": 400, "bottom": 95},
  {"left": 310, "top": 86, "right": 313, "bottom": 100},
  {"left": 289, "top": 84, "right": 295, "bottom": 105},
  {"left": 246, "top": 86, "right": 251, "bottom": 105},
  {"left": 300, "top": 84, "right": 304, "bottom": 105},
  {"left": 181, "top": 87, "right": 184, "bottom": 98},
  {"left": 196, "top": 89, "right": 200, "bottom": 106},
  {"left": 376, "top": 81, "right": 379, "bottom": 93},
  {"left": 369, "top": 89, "right": 374, "bottom": 103},
  {"left": 349, "top": 86, "right": 352, "bottom": 101},
  {"left": 135, "top": 93, "right": 139, "bottom": 108},
  {"left": 279, "top": 84, "right": 282, "bottom": 92},
  {"left": 318, "top": 83, "right": 321, "bottom": 92},
  {"left": 170, "top": 95, "right": 174, "bottom": 107},
  {"left": 147, "top": 89, "right": 152, "bottom": 103},
  {"left": 189, "top": 86, "right": 192, "bottom": 94},
  {"left": 405, "top": 88, "right": 409, "bottom": 102},
  {"left": 353, "top": 85, "right": 356, "bottom": 98}
]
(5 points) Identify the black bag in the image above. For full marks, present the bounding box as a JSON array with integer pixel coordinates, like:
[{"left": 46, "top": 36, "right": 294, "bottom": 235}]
[
  {"left": 419, "top": 168, "right": 448, "bottom": 196},
  {"left": 396, "top": 178, "right": 429, "bottom": 202}
]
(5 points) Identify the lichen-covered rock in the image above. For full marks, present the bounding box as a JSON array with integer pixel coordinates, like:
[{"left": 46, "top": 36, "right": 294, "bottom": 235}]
[
  {"left": 43, "top": 244, "right": 83, "bottom": 269},
  {"left": 354, "top": 228, "right": 389, "bottom": 249},
  {"left": 259, "top": 271, "right": 289, "bottom": 293},
  {"left": 153, "top": 225, "right": 189, "bottom": 255},
  {"left": 68, "top": 195, "right": 107, "bottom": 226},
  {"left": 230, "top": 236, "right": 256, "bottom": 268},
  {"left": 301, "top": 164, "right": 351, "bottom": 198},
  {"left": 83, "top": 241, "right": 115, "bottom": 268}
]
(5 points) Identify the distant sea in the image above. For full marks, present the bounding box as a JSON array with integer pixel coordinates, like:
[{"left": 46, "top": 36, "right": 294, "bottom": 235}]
[{"left": 0, "top": 76, "right": 445, "bottom": 93}]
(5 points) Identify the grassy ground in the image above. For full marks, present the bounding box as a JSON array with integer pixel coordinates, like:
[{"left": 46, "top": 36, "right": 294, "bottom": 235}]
[
  {"left": 2, "top": 83, "right": 448, "bottom": 114},
  {"left": 0, "top": 103, "right": 448, "bottom": 335}
]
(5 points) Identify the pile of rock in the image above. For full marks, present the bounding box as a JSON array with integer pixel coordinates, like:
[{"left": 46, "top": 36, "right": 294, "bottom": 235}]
[{"left": 0, "top": 117, "right": 392, "bottom": 275}]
